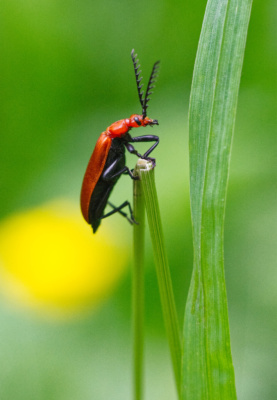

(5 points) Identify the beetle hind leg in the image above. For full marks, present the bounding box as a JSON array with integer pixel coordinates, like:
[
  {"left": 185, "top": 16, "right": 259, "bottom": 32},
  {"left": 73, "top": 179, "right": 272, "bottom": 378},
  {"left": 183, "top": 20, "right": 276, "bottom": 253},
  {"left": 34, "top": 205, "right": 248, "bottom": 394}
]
[{"left": 102, "top": 201, "right": 138, "bottom": 225}]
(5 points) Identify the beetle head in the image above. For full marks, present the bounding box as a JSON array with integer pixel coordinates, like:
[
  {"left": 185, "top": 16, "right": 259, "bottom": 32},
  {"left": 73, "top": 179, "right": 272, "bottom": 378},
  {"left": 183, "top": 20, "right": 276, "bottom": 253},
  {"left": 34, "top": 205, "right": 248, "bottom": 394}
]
[{"left": 129, "top": 114, "right": 159, "bottom": 128}]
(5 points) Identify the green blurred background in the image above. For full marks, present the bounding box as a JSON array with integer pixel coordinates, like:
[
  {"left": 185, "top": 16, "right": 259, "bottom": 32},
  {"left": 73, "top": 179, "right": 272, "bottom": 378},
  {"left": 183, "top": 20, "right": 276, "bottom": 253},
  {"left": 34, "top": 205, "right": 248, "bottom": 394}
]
[{"left": 0, "top": 1, "right": 276, "bottom": 399}]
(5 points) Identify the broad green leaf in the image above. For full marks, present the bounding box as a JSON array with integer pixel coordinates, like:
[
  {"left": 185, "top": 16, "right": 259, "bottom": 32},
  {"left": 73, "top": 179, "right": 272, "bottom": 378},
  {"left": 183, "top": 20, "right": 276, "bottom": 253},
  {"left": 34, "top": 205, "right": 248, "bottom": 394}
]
[{"left": 182, "top": 1, "right": 253, "bottom": 399}]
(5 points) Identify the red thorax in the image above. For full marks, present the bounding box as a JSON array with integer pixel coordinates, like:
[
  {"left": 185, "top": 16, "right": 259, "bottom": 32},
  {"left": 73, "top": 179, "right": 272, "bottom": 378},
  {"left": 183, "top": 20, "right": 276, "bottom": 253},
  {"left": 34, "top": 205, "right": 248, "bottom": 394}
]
[{"left": 106, "top": 114, "right": 158, "bottom": 138}]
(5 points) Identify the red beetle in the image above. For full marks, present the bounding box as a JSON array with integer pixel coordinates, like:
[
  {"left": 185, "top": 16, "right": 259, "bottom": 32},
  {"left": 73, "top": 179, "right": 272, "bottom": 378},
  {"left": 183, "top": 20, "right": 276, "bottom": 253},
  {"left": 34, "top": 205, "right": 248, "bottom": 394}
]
[{"left": 80, "top": 50, "right": 160, "bottom": 233}]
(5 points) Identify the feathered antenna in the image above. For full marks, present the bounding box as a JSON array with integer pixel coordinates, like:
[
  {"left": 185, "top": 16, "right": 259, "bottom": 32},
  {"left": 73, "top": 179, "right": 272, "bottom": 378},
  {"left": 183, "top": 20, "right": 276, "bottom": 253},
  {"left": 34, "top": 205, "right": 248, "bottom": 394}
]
[
  {"left": 131, "top": 49, "right": 144, "bottom": 109},
  {"left": 142, "top": 60, "right": 160, "bottom": 118}
]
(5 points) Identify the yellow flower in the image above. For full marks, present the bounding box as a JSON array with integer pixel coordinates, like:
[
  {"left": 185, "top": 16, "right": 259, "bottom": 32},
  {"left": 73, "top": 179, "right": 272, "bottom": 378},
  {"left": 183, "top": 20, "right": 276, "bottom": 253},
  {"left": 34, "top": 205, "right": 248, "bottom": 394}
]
[{"left": 0, "top": 200, "right": 130, "bottom": 316}]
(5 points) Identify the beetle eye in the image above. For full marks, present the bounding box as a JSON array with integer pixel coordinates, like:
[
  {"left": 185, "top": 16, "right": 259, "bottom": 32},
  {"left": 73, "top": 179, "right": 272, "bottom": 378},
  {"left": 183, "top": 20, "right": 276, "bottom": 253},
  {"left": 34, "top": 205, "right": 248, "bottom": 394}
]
[{"left": 134, "top": 117, "right": 141, "bottom": 126}]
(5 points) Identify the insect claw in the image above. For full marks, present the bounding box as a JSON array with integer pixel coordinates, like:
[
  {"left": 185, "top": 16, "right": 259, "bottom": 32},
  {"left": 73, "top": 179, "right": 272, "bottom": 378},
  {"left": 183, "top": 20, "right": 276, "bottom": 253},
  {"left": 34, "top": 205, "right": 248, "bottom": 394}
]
[
  {"left": 131, "top": 216, "right": 139, "bottom": 225},
  {"left": 146, "top": 157, "right": 156, "bottom": 167}
]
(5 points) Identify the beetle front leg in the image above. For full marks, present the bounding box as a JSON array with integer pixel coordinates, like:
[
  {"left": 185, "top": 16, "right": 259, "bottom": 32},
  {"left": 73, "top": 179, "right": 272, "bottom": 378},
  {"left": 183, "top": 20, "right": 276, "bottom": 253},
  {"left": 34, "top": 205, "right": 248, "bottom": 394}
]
[
  {"left": 124, "top": 143, "right": 143, "bottom": 159},
  {"left": 127, "top": 135, "right": 159, "bottom": 166}
]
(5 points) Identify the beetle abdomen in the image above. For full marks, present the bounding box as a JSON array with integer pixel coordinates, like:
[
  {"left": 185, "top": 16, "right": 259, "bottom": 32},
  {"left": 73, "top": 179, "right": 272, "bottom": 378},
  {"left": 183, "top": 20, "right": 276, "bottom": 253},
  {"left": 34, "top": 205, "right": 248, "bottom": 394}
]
[{"left": 80, "top": 133, "right": 112, "bottom": 223}]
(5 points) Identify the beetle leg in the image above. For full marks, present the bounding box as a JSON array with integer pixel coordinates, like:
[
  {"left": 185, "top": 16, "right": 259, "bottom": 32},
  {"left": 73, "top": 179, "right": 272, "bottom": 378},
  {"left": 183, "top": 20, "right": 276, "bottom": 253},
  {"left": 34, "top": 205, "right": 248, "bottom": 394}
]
[
  {"left": 130, "top": 135, "right": 159, "bottom": 157},
  {"left": 107, "top": 201, "right": 128, "bottom": 218},
  {"left": 103, "top": 165, "right": 139, "bottom": 181},
  {"left": 128, "top": 135, "right": 159, "bottom": 166},
  {"left": 124, "top": 143, "right": 143, "bottom": 159},
  {"left": 123, "top": 167, "right": 139, "bottom": 180},
  {"left": 101, "top": 201, "right": 138, "bottom": 225},
  {"left": 102, "top": 156, "right": 139, "bottom": 181}
]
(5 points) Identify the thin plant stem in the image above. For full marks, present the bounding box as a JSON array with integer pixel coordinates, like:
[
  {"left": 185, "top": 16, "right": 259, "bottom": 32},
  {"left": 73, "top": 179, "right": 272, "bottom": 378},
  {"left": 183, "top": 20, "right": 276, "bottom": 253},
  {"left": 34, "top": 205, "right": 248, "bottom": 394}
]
[
  {"left": 136, "top": 159, "right": 182, "bottom": 398},
  {"left": 132, "top": 163, "right": 146, "bottom": 400}
]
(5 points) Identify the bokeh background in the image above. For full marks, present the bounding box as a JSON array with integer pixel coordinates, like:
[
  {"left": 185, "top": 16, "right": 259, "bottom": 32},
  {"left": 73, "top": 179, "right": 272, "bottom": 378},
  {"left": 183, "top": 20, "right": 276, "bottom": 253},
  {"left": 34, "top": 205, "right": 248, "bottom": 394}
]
[{"left": 0, "top": 1, "right": 276, "bottom": 399}]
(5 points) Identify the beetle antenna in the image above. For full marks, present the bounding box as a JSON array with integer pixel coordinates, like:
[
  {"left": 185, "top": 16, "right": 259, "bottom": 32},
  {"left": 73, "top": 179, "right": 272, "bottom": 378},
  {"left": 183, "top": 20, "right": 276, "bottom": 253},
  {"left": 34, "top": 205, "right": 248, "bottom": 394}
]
[
  {"left": 142, "top": 60, "right": 160, "bottom": 118},
  {"left": 131, "top": 49, "right": 144, "bottom": 109}
]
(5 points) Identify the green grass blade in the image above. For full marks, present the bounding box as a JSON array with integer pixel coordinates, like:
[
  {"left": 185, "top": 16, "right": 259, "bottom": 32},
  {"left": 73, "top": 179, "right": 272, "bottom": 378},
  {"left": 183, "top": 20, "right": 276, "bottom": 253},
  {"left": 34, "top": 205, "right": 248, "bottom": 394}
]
[
  {"left": 137, "top": 159, "right": 182, "bottom": 397},
  {"left": 132, "top": 165, "right": 146, "bottom": 400},
  {"left": 182, "top": 0, "right": 253, "bottom": 399}
]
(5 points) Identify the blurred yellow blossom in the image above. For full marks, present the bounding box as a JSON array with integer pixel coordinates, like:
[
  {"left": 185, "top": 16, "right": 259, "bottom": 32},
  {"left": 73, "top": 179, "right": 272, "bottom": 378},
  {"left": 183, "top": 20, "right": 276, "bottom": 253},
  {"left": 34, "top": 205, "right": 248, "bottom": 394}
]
[{"left": 0, "top": 200, "right": 130, "bottom": 315}]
